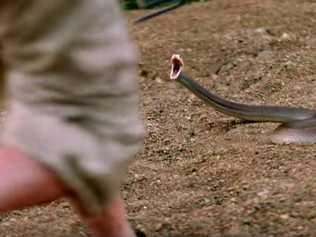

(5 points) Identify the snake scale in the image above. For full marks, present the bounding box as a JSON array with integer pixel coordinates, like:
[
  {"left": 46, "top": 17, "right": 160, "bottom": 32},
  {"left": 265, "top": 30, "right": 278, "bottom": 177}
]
[{"left": 170, "top": 54, "right": 316, "bottom": 144}]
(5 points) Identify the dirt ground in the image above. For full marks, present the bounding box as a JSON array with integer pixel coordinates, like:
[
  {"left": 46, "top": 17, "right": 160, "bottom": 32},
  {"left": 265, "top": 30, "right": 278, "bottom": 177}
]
[{"left": 1, "top": 0, "right": 316, "bottom": 236}]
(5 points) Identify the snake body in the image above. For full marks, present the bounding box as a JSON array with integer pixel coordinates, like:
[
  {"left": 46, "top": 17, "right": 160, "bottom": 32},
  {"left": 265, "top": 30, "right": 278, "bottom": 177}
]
[
  {"left": 134, "top": 0, "right": 185, "bottom": 23},
  {"left": 175, "top": 72, "right": 316, "bottom": 123},
  {"left": 170, "top": 54, "right": 316, "bottom": 144}
]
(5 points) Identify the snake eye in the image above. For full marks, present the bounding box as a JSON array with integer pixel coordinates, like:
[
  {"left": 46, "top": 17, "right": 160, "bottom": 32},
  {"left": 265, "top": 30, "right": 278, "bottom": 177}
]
[{"left": 170, "top": 54, "right": 184, "bottom": 80}]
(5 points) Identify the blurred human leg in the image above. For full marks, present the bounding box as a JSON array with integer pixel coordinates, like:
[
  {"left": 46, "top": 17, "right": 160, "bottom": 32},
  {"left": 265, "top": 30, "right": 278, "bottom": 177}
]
[
  {"left": 72, "top": 197, "right": 136, "bottom": 237},
  {"left": 0, "top": 1, "right": 142, "bottom": 236},
  {"left": 0, "top": 147, "right": 68, "bottom": 213},
  {"left": 0, "top": 147, "right": 136, "bottom": 237}
]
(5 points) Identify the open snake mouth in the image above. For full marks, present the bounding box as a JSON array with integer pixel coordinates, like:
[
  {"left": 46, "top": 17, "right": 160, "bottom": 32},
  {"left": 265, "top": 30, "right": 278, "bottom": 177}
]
[{"left": 170, "top": 54, "right": 184, "bottom": 80}]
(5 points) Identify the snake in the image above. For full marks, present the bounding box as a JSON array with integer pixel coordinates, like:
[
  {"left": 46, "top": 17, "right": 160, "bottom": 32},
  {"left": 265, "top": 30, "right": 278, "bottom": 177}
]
[
  {"left": 134, "top": 0, "right": 185, "bottom": 24},
  {"left": 170, "top": 54, "right": 316, "bottom": 144}
]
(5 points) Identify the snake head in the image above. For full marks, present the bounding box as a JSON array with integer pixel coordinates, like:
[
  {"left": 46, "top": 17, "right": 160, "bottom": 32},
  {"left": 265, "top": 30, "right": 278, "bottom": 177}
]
[{"left": 170, "top": 54, "right": 184, "bottom": 80}]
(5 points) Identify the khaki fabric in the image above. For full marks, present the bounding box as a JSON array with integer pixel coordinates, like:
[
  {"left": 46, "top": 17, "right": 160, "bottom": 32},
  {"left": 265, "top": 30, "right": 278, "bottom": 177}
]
[{"left": 0, "top": 0, "right": 144, "bottom": 214}]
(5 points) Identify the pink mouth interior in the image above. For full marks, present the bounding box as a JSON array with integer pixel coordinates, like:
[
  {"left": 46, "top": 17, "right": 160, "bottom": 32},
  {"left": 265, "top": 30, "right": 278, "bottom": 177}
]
[{"left": 170, "top": 56, "right": 183, "bottom": 80}]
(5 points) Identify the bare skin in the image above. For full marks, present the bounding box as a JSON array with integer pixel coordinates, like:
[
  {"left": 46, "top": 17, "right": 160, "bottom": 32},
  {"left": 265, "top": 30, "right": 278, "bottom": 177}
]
[
  {"left": 0, "top": 147, "right": 135, "bottom": 237},
  {"left": 74, "top": 198, "right": 136, "bottom": 237}
]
